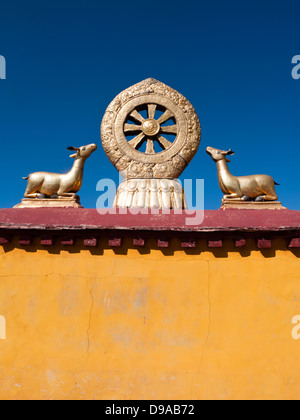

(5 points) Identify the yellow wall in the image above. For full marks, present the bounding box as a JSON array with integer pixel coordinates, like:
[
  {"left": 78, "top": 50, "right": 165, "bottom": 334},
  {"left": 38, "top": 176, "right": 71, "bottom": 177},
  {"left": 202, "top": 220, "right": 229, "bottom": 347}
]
[{"left": 0, "top": 236, "right": 300, "bottom": 400}]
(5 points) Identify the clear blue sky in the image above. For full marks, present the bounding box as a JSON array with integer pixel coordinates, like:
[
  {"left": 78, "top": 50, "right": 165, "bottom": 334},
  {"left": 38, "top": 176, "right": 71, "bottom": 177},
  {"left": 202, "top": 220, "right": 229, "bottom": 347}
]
[{"left": 0, "top": 0, "right": 299, "bottom": 210}]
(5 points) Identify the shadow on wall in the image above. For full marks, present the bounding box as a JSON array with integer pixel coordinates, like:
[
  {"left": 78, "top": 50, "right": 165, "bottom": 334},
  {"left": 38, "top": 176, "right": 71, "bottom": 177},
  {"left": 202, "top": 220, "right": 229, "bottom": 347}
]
[{"left": 1, "top": 236, "right": 300, "bottom": 259}]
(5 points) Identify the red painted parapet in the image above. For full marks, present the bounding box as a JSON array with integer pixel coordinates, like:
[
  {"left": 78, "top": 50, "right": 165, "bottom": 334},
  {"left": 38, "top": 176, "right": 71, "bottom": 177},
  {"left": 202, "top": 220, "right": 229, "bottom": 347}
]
[
  {"left": 61, "top": 237, "right": 75, "bottom": 246},
  {"left": 257, "top": 238, "right": 272, "bottom": 249},
  {"left": 0, "top": 208, "right": 299, "bottom": 251},
  {"left": 208, "top": 240, "right": 223, "bottom": 248},
  {"left": 181, "top": 240, "right": 197, "bottom": 248},
  {"left": 18, "top": 235, "right": 32, "bottom": 246},
  {"left": 108, "top": 238, "right": 122, "bottom": 247},
  {"left": 157, "top": 239, "right": 169, "bottom": 248},
  {"left": 40, "top": 236, "right": 53, "bottom": 246},
  {"left": 83, "top": 237, "right": 98, "bottom": 247},
  {"left": 0, "top": 208, "right": 300, "bottom": 232},
  {"left": 0, "top": 235, "right": 11, "bottom": 244},
  {"left": 133, "top": 238, "right": 145, "bottom": 247},
  {"left": 288, "top": 238, "right": 300, "bottom": 248},
  {"left": 235, "top": 239, "right": 246, "bottom": 247}
]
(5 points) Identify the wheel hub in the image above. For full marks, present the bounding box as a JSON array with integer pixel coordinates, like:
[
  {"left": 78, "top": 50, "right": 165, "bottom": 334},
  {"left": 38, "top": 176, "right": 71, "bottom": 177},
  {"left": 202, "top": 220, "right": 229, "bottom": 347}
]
[{"left": 141, "top": 119, "right": 160, "bottom": 136}]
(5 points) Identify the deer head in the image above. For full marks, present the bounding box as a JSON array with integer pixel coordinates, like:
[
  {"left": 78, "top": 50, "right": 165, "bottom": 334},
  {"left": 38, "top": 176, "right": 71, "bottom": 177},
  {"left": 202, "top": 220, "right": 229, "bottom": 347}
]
[
  {"left": 206, "top": 146, "right": 235, "bottom": 163},
  {"left": 67, "top": 144, "right": 97, "bottom": 160}
]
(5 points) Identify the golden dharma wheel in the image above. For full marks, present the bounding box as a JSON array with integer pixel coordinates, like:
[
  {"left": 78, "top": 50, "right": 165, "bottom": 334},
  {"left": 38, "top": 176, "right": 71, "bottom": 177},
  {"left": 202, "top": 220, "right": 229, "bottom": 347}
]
[{"left": 101, "top": 78, "right": 201, "bottom": 179}]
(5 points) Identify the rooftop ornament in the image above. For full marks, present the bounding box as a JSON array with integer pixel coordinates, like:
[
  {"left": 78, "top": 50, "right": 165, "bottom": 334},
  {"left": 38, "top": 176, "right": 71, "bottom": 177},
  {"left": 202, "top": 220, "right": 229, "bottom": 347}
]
[
  {"left": 101, "top": 78, "right": 201, "bottom": 210},
  {"left": 206, "top": 146, "right": 285, "bottom": 209},
  {"left": 13, "top": 80, "right": 284, "bottom": 211},
  {"left": 15, "top": 144, "right": 97, "bottom": 208}
]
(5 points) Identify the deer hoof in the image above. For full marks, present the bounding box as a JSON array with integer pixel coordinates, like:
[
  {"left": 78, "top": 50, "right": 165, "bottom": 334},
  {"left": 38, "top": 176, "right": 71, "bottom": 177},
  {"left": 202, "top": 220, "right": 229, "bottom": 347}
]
[
  {"left": 51, "top": 194, "right": 59, "bottom": 199},
  {"left": 255, "top": 196, "right": 265, "bottom": 202},
  {"left": 37, "top": 193, "right": 46, "bottom": 199},
  {"left": 242, "top": 196, "right": 251, "bottom": 201}
]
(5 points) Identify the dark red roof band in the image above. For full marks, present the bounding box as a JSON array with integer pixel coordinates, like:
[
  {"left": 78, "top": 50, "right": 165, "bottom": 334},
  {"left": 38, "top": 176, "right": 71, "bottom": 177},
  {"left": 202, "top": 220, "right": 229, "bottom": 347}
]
[
  {"left": 0, "top": 208, "right": 299, "bottom": 232},
  {"left": 0, "top": 208, "right": 299, "bottom": 250}
]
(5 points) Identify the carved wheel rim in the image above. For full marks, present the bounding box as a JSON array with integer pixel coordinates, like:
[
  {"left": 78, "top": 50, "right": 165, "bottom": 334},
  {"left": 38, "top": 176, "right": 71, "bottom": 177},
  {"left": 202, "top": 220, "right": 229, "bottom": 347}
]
[
  {"left": 101, "top": 79, "right": 201, "bottom": 178},
  {"left": 114, "top": 94, "right": 187, "bottom": 165}
]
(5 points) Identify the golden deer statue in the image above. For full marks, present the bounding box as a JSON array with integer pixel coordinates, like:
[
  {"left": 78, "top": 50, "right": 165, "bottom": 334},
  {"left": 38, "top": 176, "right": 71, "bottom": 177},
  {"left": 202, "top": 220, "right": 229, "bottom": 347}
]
[
  {"left": 206, "top": 146, "right": 279, "bottom": 203},
  {"left": 23, "top": 143, "right": 97, "bottom": 199}
]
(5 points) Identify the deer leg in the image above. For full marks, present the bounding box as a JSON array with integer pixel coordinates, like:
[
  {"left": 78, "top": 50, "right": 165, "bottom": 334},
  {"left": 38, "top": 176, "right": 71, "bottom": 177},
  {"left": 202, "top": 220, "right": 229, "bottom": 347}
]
[
  {"left": 57, "top": 192, "right": 78, "bottom": 199},
  {"left": 24, "top": 193, "right": 41, "bottom": 198},
  {"left": 24, "top": 187, "right": 44, "bottom": 199},
  {"left": 256, "top": 193, "right": 278, "bottom": 201},
  {"left": 24, "top": 179, "right": 45, "bottom": 198},
  {"left": 222, "top": 193, "right": 243, "bottom": 202}
]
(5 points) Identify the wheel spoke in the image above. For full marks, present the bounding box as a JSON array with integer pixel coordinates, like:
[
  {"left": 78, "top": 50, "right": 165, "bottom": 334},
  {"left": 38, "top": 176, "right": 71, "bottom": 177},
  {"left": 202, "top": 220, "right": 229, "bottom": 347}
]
[
  {"left": 128, "top": 132, "right": 145, "bottom": 149},
  {"left": 145, "top": 139, "right": 155, "bottom": 154},
  {"left": 124, "top": 123, "right": 142, "bottom": 133},
  {"left": 160, "top": 125, "right": 177, "bottom": 134},
  {"left": 147, "top": 104, "right": 157, "bottom": 119},
  {"left": 129, "top": 109, "right": 145, "bottom": 123},
  {"left": 157, "top": 135, "right": 173, "bottom": 150},
  {"left": 157, "top": 109, "right": 173, "bottom": 125}
]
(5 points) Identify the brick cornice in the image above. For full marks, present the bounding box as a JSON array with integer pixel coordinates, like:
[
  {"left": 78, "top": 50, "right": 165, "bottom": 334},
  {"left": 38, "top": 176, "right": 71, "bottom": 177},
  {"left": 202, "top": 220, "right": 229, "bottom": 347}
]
[{"left": 0, "top": 208, "right": 299, "bottom": 250}]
